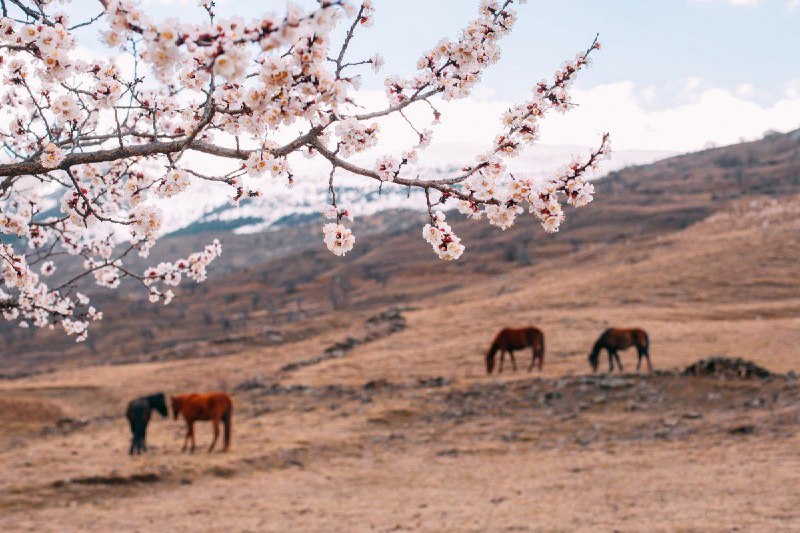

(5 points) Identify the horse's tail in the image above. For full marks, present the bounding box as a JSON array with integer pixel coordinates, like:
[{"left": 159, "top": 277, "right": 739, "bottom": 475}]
[
  {"left": 486, "top": 340, "right": 500, "bottom": 374},
  {"left": 539, "top": 332, "right": 545, "bottom": 367},
  {"left": 222, "top": 403, "right": 232, "bottom": 450},
  {"left": 641, "top": 330, "right": 650, "bottom": 354}
]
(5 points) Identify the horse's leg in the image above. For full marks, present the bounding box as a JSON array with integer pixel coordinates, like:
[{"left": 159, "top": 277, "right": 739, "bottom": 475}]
[
  {"left": 128, "top": 418, "right": 136, "bottom": 456},
  {"left": 208, "top": 418, "right": 219, "bottom": 453},
  {"left": 646, "top": 351, "right": 653, "bottom": 372},
  {"left": 637, "top": 351, "right": 642, "bottom": 372},
  {"left": 615, "top": 351, "right": 624, "bottom": 372},
  {"left": 189, "top": 420, "right": 196, "bottom": 453},
  {"left": 134, "top": 420, "right": 146, "bottom": 455},
  {"left": 498, "top": 349, "right": 505, "bottom": 374},
  {"left": 141, "top": 422, "right": 148, "bottom": 453},
  {"left": 509, "top": 350, "right": 517, "bottom": 372},
  {"left": 528, "top": 345, "right": 535, "bottom": 372},
  {"left": 608, "top": 350, "right": 614, "bottom": 373},
  {"left": 181, "top": 421, "right": 190, "bottom": 452}
]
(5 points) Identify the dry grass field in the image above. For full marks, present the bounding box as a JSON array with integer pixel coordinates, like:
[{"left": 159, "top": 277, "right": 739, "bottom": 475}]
[{"left": 1, "top": 133, "right": 799, "bottom": 531}]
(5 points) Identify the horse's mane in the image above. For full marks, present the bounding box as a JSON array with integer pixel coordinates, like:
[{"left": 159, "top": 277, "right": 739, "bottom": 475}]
[{"left": 588, "top": 330, "right": 610, "bottom": 364}]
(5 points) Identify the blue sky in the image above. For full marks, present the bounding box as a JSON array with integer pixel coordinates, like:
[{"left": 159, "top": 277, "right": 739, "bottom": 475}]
[
  {"left": 128, "top": 0, "right": 800, "bottom": 151},
  {"left": 138, "top": 0, "right": 799, "bottom": 106}
]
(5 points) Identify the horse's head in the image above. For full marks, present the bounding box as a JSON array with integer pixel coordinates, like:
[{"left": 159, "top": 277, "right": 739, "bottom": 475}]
[
  {"left": 152, "top": 393, "right": 168, "bottom": 418},
  {"left": 588, "top": 352, "right": 599, "bottom": 373},
  {"left": 485, "top": 352, "right": 495, "bottom": 374},
  {"left": 170, "top": 396, "right": 181, "bottom": 420}
]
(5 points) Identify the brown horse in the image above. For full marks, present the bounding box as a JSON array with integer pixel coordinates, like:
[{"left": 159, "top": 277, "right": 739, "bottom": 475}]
[
  {"left": 171, "top": 392, "right": 233, "bottom": 453},
  {"left": 486, "top": 327, "right": 545, "bottom": 374},
  {"left": 588, "top": 328, "right": 651, "bottom": 373}
]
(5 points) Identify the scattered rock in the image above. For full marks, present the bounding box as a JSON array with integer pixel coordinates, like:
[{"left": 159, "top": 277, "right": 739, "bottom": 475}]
[
  {"left": 661, "top": 417, "right": 679, "bottom": 427},
  {"left": 260, "top": 328, "right": 285, "bottom": 344},
  {"left": 684, "top": 357, "right": 772, "bottom": 379},
  {"left": 598, "top": 378, "right": 634, "bottom": 390},
  {"left": 436, "top": 448, "right": 460, "bottom": 457},
  {"left": 543, "top": 391, "right": 562, "bottom": 403},
  {"left": 208, "top": 466, "right": 236, "bottom": 478},
  {"left": 43, "top": 417, "right": 90, "bottom": 435},
  {"left": 363, "top": 379, "right": 391, "bottom": 390},
  {"left": 417, "top": 376, "right": 452, "bottom": 388},
  {"left": 365, "top": 307, "right": 407, "bottom": 335},
  {"left": 682, "top": 412, "right": 703, "bottom": 419},
  {"left": 729, "top": 424, "right": 756, "bottom": 435},
  {"left": 744, "top": 397, "right": 767, "bottom": 408},
  {"left": 624, "top": 401, "right": 642, "bottom": 412},
  {"left": 281, "top": 307, "right": 408, "bottom": 373},
  {"left": 235, "top": 374, "right": 270, "bottom": 391},
  {"left": 53, "top": 473, "right": 161, "bottom": 487},
  {"left": 654, "top": 429, "right": 672, "bottom": 439}
]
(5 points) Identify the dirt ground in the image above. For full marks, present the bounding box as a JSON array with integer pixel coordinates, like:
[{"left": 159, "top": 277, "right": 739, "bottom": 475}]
[
  {"left": 1, "top": 197, "right": 799, "bottom": 532},
  {"left": 1, "top": 361, "right": 798, "bottom": 532}
]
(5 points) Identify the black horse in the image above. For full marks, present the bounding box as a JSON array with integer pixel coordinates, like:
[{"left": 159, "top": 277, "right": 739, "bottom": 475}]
[{"left": 126, "top": 393, "right": 168, "bottom": 455}]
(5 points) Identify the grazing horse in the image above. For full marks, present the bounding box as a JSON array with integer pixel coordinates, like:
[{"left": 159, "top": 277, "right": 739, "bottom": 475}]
[
  {"left": 171, "top": 392, "right": 233, "bottom": 453},
  {"left": 486, "top": 327, "right": 545, "bottom": 374},
  {"left": 125, "top": 393, "right": 168, "bottom": 456},
  {"left": 588, "top": 328, "right": 651, "bottom": 373}
]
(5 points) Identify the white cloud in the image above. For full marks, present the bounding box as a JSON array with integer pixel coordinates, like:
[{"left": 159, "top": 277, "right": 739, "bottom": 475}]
[
  {"left": 736, "top": 83, "right": 756, "bottom": 98},
  {"left": 544, "top": 82, "right": 800, "bottom": 151},
  {"left": 346, "top": 81, "right": 800, "bottom": 154}
]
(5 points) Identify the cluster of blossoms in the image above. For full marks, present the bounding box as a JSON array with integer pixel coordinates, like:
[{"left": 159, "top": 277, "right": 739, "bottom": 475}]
[
  {"left": 423, "top": 212, "right": 465, "bottom": 260},
  {"left": 142, "top": 239, "right": 222, "bottom": 302},
  {"left": 322, "top": 223, "right": 356, "bottom": 256},
  {"left": 155, "top": 169, "right": 191, "bottom": 198},
  {"left": 243, "top": 149, "right": 288, "bottom": 178},
  {"left": 321, "top": 204, "right": 355, "bottom": 256},
  {"left": 0, "top": 0, "right": 607, "bottom": 340},
  {"left": 386, "top": 0, "right": 525, "bottom": 104},
  {"left": 334, "top": 118, "right": 380, "bottom": 157}
]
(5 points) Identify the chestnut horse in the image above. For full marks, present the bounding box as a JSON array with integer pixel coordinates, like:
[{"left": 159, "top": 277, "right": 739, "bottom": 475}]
[
  {"left": 171, "top": 392, "right": 233, "bottom": 453},
  {"left": 486, "top": 327, "right": 545, "bottom": 374},
  {"left": 588, "top": 328, "right": 651, "bottom": 373}
]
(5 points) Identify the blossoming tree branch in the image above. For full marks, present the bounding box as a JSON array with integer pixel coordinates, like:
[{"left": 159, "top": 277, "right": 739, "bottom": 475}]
[{"left": 0, "top": 0, "right": 609, "bottom": 340}]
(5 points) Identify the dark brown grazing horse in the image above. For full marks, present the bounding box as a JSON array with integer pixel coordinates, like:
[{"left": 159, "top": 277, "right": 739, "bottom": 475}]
[
  {"left": 589, "top": 328, "right": 651, "bottom": 373},
  {"left": 125, "top": 393, "right": 168, "bottom": 455},
  {"left": 486, "top": 327, "right": 545, "bottom": 374},
  {"left": 171, "top": 392, "right": 233, "bottom": 453}
]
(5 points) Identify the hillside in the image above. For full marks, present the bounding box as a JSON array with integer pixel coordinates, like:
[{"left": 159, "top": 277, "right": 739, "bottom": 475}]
[
  {"left": 0, "top": 130, "right": 798, "bottom": 376},
  {"left": 0, "top": 131, "right": 799, "bottom": 531}
]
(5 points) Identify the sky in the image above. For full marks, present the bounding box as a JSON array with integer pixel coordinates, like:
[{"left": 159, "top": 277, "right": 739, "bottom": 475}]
[{"left": 91, "top": 0, "right": 800, "bottom": 152}]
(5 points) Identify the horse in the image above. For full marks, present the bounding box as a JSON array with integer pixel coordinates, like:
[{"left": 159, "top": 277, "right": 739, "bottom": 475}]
[
  {"left": 485, "top": 327, "right": 545, "bottom": 374},
  {"left": 171, "top": 392, "right": 233, "bottom": 453},
  {"left": 125, "top": 392, "right": 168, "bottom": 456},
  {"left": 588, "top": 328, "right": 651, "bottom": 373}
]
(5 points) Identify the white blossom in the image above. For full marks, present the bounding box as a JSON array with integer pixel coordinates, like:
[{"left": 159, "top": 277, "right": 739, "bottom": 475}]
[{"left": 0, "top": 0, "right": 606, "bottom": 338}]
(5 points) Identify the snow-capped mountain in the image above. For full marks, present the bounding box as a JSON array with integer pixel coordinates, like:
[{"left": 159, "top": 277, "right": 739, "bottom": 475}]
[{"left": 165, "top": 144, "right": 676, "bottom": 237}]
